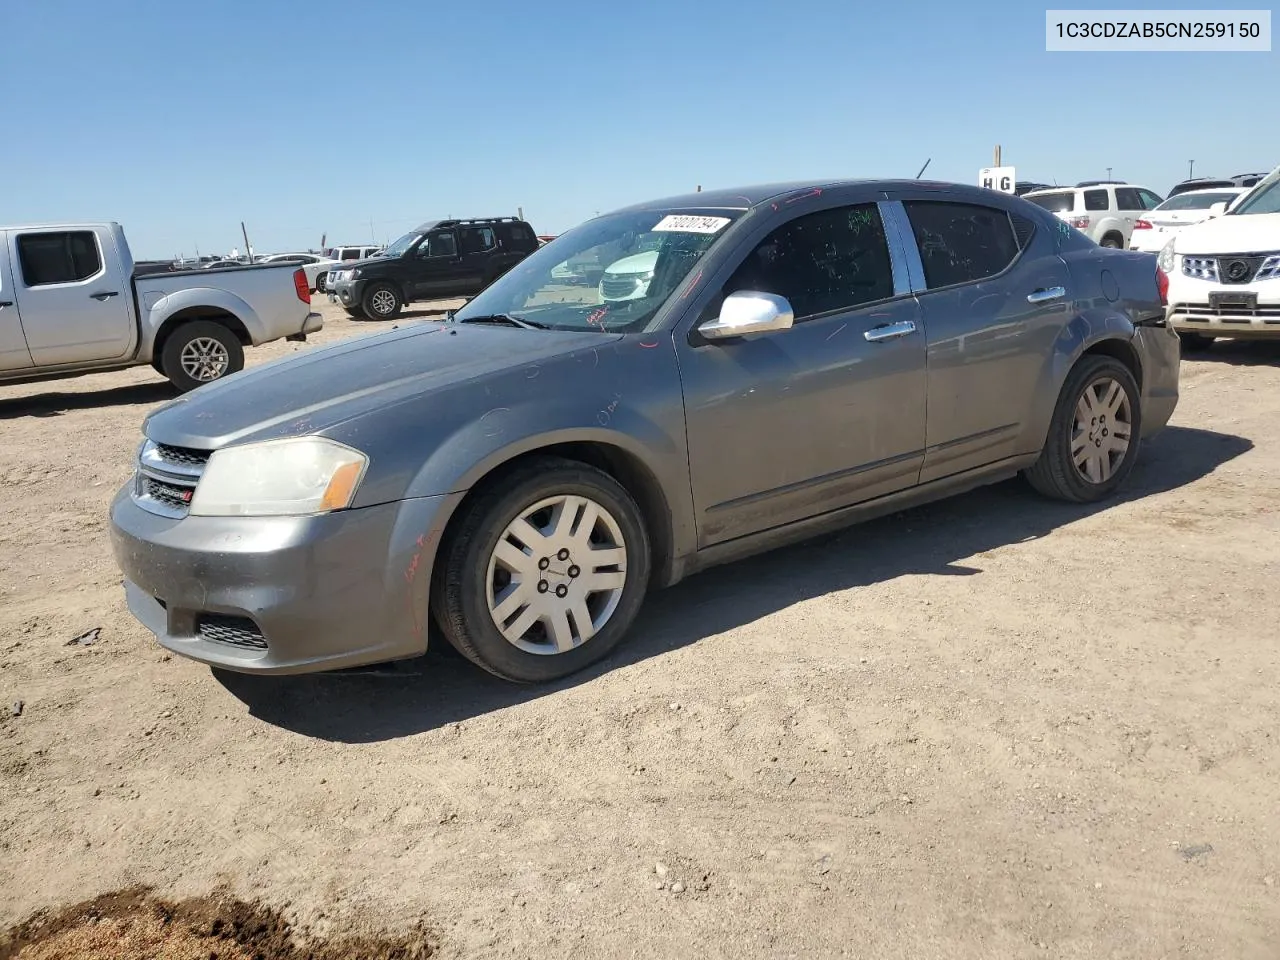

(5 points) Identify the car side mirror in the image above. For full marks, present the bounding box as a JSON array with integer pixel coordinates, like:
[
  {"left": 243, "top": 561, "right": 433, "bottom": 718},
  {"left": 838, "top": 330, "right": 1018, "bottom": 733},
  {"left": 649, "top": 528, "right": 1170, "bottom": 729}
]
[
  {"left": 699, "top": 291, "right": 795, "bottom": 340},
  {"left": 1207, "top": 201, "right": 1229, "bottom": 217}
]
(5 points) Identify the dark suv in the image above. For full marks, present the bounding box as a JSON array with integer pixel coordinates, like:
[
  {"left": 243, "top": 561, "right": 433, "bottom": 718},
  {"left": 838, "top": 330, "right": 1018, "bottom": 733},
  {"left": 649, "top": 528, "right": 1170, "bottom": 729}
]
[{"left": 329, "top": 217, "right": 540, "bottom": 319}]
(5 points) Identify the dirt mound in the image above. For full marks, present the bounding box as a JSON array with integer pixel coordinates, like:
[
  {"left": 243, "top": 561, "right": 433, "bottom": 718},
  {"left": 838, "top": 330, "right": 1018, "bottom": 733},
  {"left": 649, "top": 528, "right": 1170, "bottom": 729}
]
[{"left": 0, "top": 887, "right": 434, "bottom": 960}]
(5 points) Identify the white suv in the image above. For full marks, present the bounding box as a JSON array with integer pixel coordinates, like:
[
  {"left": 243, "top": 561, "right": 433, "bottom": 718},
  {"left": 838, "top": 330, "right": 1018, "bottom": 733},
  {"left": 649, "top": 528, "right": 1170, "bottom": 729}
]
[
  {"left": 1159, "top": 165, "right": 1280, "bottom": 350},
  {"left": 1024, "top": 182, "right": 1165, "bottom": 248}
]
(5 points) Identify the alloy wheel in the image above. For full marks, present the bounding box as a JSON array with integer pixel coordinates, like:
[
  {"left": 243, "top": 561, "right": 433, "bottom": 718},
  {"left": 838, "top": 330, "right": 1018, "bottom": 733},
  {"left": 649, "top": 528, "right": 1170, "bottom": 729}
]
[{"left": 180, "top": 337, "right": 230, "bottom": 382}]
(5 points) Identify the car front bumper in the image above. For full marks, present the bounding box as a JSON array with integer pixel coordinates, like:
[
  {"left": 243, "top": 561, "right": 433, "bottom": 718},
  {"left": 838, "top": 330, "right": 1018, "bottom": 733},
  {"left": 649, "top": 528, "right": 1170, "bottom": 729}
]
[
  {"left": 109, "top": 485, "right": 461, "bottom": 674},
  {"left": 1167, "top": 275, "right": 1280, "bottom": 338},
  {"left": 331, "top": 279, "right": 368, "bottom": 308}
]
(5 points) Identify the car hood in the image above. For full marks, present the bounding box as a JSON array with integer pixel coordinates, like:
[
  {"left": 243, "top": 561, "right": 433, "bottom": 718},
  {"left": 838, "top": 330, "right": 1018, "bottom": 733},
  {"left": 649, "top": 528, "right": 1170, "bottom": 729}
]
[
  {"left": 1172, "top": 212, "right": 1280, "bottom": 254},
  {"left": 603, "top": 250, "right": 659, "bottom": 276},
  {"left": 143, "top": 322, "right": 623, "bottom": 450}
]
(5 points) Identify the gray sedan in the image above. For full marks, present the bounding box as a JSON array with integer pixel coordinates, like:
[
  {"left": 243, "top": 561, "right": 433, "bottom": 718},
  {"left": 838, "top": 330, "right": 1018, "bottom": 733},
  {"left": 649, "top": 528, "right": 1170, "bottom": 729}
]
[{"left": 110, "top": 179, "right": 1180, "bottom": 683}]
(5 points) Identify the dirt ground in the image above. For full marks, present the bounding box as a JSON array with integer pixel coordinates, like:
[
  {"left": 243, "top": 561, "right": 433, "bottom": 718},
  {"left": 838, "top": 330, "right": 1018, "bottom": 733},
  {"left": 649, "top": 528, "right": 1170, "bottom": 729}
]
[{"left": 1, "top": 299, "right": 1278, "bottom": 958}]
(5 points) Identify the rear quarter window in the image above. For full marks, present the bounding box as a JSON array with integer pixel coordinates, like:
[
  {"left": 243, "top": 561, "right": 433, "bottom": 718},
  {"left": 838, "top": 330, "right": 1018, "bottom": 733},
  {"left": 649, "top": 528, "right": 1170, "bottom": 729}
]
[
  {"left": 1026, "top": 192, "right": 1075, "bottom": 214},
  {"left": 1084, "top": 189, "right": 1109, "bottom": 211}
]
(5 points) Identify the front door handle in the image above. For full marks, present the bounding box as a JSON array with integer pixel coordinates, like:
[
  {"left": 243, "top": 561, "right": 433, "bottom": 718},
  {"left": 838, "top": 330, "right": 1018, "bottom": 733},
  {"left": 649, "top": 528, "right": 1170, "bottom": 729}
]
[
  {"left": 1027, "top": 286, "right": 1066, "bottom": 304},
  {"left": 0, "top": 300, "right": 12, "bottom": 308},
  {"left": 863, "top": 319, "right": 917, "bottom": 343},
  {"left": 90, "top": 291, "right": 120, "bottom": 301}
]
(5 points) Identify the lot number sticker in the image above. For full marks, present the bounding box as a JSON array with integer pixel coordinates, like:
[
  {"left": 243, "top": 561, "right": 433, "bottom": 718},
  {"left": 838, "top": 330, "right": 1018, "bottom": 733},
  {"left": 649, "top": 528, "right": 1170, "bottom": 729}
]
[{"left": 652, "top": 215, "right": 731, "bottom": 234}]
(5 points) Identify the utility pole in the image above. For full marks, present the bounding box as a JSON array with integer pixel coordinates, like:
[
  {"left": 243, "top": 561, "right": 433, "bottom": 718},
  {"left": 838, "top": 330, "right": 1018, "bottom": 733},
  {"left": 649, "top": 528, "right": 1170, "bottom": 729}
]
[
  {"left": 994, "top": 145, "right": 1001, "bottom": 167},
  {"left": 370, "top": 219, "right": 376, "bottom": 243},
  {"left": 1106, "top": 167, "right": 1113, "bottom": 180},
  {"left": 518, "top": 206, "right": 524, "bottom": 220},
  {"left": 240, "top": 222, "right": 252, "bottom": 262},
  {"left": 696, "top": 184, "right": 702, "bottom": 192},
  {"left": 1188, "top": 159, "right": 1195, "bottom": 178}
]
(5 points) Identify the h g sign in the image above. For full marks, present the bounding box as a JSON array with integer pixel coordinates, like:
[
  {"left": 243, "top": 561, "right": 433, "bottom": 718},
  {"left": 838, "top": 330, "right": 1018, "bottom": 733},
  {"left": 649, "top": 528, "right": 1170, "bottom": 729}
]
[{"left": 979, "top": 166, "right": 1017, "bottom": 194}]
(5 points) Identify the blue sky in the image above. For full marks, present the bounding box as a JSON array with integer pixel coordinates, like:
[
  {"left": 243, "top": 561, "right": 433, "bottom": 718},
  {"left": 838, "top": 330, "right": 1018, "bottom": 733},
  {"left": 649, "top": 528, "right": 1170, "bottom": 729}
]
[{"left": 2, "top": 0, "right": 1276, "bottom": 259}]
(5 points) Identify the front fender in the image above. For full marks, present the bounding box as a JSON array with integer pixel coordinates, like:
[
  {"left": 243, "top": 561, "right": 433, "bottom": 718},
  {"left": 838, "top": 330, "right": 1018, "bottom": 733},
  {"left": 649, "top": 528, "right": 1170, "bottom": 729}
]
[
  {"left": 1020, "top": 307, "right": 1136, "bottom": 454},
  {"left": 405, "top": 395, "right": 681, "bottom": 499}
]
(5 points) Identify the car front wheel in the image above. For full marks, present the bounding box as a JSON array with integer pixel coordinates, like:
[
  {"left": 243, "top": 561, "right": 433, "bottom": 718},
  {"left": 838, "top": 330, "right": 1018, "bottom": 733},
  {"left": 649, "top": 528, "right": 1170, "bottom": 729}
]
[
  {"left": 432, "top": 457, "right": 651, "bottom": 683},
  {"left": 362, "top": 282, "right": 402, "bottom": 320},
  {"left": 1023, "top": 355, "right": 1142, "bottom": 503}
]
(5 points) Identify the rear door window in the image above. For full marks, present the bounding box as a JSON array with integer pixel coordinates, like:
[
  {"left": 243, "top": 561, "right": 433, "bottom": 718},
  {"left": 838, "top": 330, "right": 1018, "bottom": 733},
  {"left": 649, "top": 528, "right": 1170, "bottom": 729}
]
[
  {"left": 16, "top": 231, "right": 103, "bottom": 286},
  {"left": 1115, "top": 188, "right": 1144, "bottom": 211},
  {"left": 1138, "top": 189, "right": 1164, "bottom": 209},
  {"left": 1083, "top": 189, "right": 1109, "bottom": 212},
  {"left": 459, "top": 226, "right": 497, "bottom": 255},
  {"left": 902, "top": 201, "right": 1022, "bottom": 289}
]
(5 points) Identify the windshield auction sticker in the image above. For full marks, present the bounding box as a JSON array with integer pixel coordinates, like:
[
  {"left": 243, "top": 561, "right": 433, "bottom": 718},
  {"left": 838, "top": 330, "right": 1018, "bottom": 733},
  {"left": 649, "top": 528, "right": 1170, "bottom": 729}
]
[{"left": 652, "top": 215, "right": 732, "bottom": 234}]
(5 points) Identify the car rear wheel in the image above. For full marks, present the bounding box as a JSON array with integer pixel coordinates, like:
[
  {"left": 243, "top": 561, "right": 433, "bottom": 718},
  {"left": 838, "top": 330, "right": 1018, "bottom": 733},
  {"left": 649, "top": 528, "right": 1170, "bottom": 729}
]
[
  {"left": 1023, "top": 355, "right": 1142, "bottom": 503},
  {"left": 362, "top": 282, "right": 402, "bottom": 320},
  {"left": 160, "top": 321, "right": 244, "bottom": 393},
  {"left": 1100, "top": 234, "right": 1123, "bottom": 249},
  {"left": 316, "top": 273, "right": 328, "bottom": 293},
  {"left": 431, "top": 457, "right": 651, "bottom": 683},
  {"left": 1179, "top": 332, "right": 1214, "bottom": 352}
]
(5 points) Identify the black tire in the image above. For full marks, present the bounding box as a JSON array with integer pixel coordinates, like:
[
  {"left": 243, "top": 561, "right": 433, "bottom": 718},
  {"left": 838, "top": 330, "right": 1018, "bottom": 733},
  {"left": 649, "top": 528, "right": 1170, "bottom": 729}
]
[
  {"left": 1179, "top": 332, "right": 1214, "bottom": 352},
  {"left": 316, "top": 273, "right": 328, "bottom": 293},
  {"left": 343, "top": 306, "right": 367, "bottom": 319},
  {"left": 160, "top": 321, "right": 244, "bottom": 393},
  {"left": 1100, "top": 234, "right": 1123, "bottom": 249},
  {"left": 361, "top": 282, "right": 402, "bottom": 320},
  {"left": 1023, "top": 355, "right": 1143, "bottom": 503},
  {"left": 431, "top": 457, "right": 651, "bottom": 683}
]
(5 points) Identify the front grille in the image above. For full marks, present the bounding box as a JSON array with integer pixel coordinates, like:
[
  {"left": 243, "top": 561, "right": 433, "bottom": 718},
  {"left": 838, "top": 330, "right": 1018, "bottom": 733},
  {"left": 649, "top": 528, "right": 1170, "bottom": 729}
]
[
  {"left": 143, "top": 476, "right": 194, "bottom": 510},
  {"left": 197, "top": 614, "right": 268, "bottom": 651},
  {"left": 1182, "top": 256, "right": 1219, "bottom": 282},
  {"left": 155, "top": 443, "right": 210, "bottom": 468},
  {"left": 1216, "top": 255, "right": 1267, "bottom": 285},
  {"left": 1172, "top": 301, "right": 1280, "bottom": 323},
  {"left": 133, "top": 439, "right": 211, "bottom": 518},
  {"left": 601, "top": 275, "right": 640, "bottom": 299}
]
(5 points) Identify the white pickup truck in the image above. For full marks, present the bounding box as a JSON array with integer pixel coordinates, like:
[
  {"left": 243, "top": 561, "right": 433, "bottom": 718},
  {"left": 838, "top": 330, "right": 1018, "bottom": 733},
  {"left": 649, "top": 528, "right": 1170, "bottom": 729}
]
[{"left": 0, "top": 222, "right": 322, "bottom": 392}]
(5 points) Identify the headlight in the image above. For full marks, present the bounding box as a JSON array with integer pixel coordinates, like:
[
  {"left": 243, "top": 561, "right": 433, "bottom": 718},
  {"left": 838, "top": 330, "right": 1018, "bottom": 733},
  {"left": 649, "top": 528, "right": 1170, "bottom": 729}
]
[
  {"left": 189, "top": 437, "right": 368, "bottom": 517},
  {"left": 1157, "top": 240, "right": 1176, "bottom": 274}
]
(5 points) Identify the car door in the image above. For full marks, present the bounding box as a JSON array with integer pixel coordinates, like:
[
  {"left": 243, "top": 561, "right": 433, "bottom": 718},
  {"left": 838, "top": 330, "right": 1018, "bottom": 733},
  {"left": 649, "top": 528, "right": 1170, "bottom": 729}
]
[
  {"left": 677, "top": 198, "right": 927, "bottom": 547},
  {"left": 0, "top": 232, "right": 34, "bottom": 371},
  {"left": 407, "top": 230, "right": 463, "bottom": 299},
  {"left": 9, "top": 226, "right": 134, "bottom": 366},
  {"left": 886, "top": 194, "right": 1073, "bottom": 483},
  {"left": 457, "top": 225, "right": 499, "bottom": 293}
]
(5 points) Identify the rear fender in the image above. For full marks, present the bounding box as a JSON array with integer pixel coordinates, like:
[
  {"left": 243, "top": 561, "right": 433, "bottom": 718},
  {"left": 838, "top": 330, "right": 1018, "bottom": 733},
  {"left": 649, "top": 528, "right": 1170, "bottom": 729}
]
[{"left": 141, "top": 287, "right": 265, "bottom": 356}]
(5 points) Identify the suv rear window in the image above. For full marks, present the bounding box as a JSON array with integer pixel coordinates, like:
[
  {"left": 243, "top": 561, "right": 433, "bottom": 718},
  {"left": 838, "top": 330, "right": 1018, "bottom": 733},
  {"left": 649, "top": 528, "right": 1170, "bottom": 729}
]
[{"left": 1026, "top": 191, "right": 1074, "bottom": 213}]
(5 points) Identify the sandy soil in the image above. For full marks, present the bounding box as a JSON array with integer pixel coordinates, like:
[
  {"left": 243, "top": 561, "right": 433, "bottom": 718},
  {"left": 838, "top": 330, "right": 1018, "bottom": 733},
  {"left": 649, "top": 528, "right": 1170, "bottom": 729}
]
[{"left": 1, "top": 300, "right": 1278, "bottom": 958}]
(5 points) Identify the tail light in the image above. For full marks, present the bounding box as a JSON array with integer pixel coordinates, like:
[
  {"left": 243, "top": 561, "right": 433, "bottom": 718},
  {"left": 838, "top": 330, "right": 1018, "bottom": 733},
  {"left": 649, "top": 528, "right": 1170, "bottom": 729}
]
[
  {"left": 1134, "top": 219, "right": 1152, "bottom": 230},
  {"left": 292, "top": 268, "right": 311, "bottom": 304},
  {"left": 1156, "top": 266, "right": 1169, "bottom": 306},
  {"left": 1068, "top": 216, "right": 1091, "bottom": 229}
]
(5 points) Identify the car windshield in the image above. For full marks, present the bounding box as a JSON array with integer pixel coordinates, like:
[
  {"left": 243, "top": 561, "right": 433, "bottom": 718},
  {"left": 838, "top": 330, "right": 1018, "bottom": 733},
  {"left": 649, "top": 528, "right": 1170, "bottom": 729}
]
[
  {"left": 453, "top": 209, "right": 745, "bottom": 333},
  {"left": 1231, "top": 168, "right": 1280, "bottom": 216},
  {"left": 381, "top": 232, "right": 421, "bottom": 257},
  {"left": 1026, "top": 191, "right": 1074, "bottom": 213},
  {"left": 1156, "top": 191, "right": 1240, "bottom": 211}
]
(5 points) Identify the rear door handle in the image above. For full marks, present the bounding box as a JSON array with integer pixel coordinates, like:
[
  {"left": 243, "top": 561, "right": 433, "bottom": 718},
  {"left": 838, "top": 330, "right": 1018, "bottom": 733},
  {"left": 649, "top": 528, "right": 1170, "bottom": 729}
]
[
  {"left": 1027, "top": 286, "right": 1066, "bottom": 304},
  {"left": 0, "top": 300, "right": 12, "bottom": 308},
  {"left": 90, "top": 291, "right": 120, "bottom": 301},
  {"left": 863, "top": 319, "right": 917, "bottom": 343}
]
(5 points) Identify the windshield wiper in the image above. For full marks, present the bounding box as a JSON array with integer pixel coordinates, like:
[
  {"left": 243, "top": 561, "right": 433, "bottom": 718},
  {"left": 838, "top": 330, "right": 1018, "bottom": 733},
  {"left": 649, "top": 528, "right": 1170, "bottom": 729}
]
[{"left": 457, "top": 313, "right": 549, "bottom": 330}]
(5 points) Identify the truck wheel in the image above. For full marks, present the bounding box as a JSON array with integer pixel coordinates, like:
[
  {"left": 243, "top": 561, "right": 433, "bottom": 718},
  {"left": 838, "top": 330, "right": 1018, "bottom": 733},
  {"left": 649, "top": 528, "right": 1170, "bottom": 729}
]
[
  {"left": 161, "top": 321, "right": 244, "bottom": 393},
  {"left": 316, "top": 274, "right": 328, "bottom": 293},
  {"left": 1022, "top": 355, "right": 1142, "bottom": 504},
  {"left": 362, "top": 282, "right": 402, "bottom": 320},
  {"left": 431, "top": 457, "right": 651, "bottom": 683}
]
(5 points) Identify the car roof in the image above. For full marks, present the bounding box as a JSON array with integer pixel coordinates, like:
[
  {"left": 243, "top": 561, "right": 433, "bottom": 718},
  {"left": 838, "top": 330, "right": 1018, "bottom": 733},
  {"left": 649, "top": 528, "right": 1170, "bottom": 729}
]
[
  {"left": 612, "top": 179, "right": 1023, "bottom": 214},
  {"left": 1171, "top": 186, "right": 1246, "bottom": 196}
]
